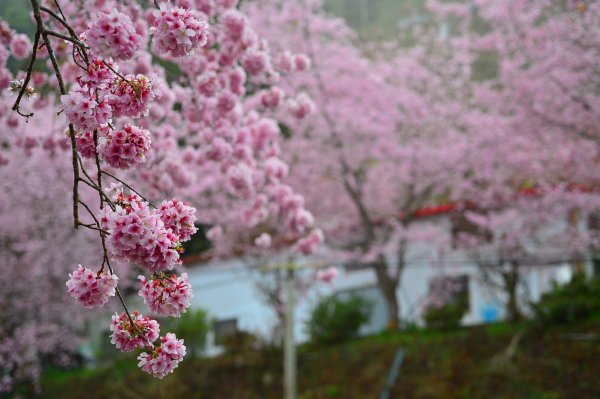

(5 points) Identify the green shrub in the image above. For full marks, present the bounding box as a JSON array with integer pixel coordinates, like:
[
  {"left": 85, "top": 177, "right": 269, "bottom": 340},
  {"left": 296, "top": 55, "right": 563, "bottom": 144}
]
[
  {"left": 221, "top": 330, "right": 260, "bottom": 353},
  {"left": 423, "top": 275, "right": 469, "bottom": 329},
  {"left": 162, "top": 308, "right": 210, "bottom": 357},
  {"left": 423, "top": 303, "right": 466, "bottom": 329},
  {"left": 306, "top": 294, "right": 372, "bottom": 345},
  {"left": 533, "top": 272, "right": 600, "bottom": 325}
]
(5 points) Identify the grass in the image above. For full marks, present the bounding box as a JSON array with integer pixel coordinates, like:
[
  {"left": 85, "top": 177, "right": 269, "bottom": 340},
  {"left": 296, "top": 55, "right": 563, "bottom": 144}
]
[{"left": 37, "top": 320, "right": 600, "bottom": 399}]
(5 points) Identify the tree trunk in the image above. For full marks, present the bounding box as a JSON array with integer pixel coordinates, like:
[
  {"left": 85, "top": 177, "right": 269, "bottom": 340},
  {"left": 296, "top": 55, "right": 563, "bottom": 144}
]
[
  {"left": 502, "top": 263, "right": 522, "bottom": 323},
  {"left": 374, "top": 258, "right": 400, "bottom": 330}
]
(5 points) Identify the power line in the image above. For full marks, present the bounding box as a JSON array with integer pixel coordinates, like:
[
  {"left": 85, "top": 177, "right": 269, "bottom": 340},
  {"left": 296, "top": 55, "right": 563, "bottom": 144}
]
[{"left": 186, "top": 255, "right": 588, "bottom": 290}]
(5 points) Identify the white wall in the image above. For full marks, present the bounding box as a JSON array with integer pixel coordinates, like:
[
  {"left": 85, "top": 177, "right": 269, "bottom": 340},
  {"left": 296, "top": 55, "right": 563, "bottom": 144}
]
[{"left": 183, "top": 215, "right": 586, "bottom": 351}]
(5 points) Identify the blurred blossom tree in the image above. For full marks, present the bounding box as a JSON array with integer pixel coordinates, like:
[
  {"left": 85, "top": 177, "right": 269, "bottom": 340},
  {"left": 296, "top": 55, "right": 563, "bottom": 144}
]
[
  {"left": 246, "top": 0, "right": 600, "bottom": 329},
  {"left": 0, "top": 0, "right": 320, "bottom": 392},
  {"left": 455, "top": 187, "right": 600, "bottom": 322},
  {"left": 246, "top": 0, "right": 471, "bottom": 329},
  {"left": 441, "top": 0, "right": 600, "bottom": 146},
  {"left": 425, "top": 0, "right": 600, "bottom": 321}
]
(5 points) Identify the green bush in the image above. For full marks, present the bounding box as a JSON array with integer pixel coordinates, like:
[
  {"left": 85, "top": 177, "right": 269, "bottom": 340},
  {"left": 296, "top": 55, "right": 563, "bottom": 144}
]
[
  {"left": 162, "top": 308, "right": 210, "bottom": 357},
  {"left": 533, "top": 272, "right": 600, "bottom": 325},
  {"left": 306, "top": 294, "right": 372, "bottom": 345},
  {"left": 221, "top": 330, "right": 261, "bottom": 353},
  {"left": 423, "top": 275, "right": 469, "bottom": 329},
  {"left": 423, "top": 303, "right": 466, "bottom": 329}
]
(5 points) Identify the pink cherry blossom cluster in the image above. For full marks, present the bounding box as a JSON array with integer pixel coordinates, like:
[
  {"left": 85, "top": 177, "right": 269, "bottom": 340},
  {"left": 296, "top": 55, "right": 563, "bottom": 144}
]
[
  {"left": 9, "top": 33, "right": 31, "bottom": 60},
  {"left": 138, "top": 272, "right": 193, "bottom": 317},
  {"left": 137, "top": 333, "right": 186, "bottom": 379},
  {"left": 109, "top": 74, "right": 160, "bottom": 119},
  {"left": 61, "top": 89, "right": 112, "bottom": 132},
  {"left": 254, "top": 232, "right": 272, "bottom": 248},
  {"left": 98, "top": 124, "right": 152, "bottom": 169},
  {"left": 77, "top": 57, "right": 113, "bottom": 91},
  {"left": 317, "top": 266, "right": 338, "bottom": 284},
  {"left": 260, "top": 87, "right": 284, "bottom": 109},
  {"left": 100, "top": 192, "right": 192, "bottom": 272},
  {"left": 66, "top": 265, "right": 118, "bottom": 308},
  {"left": 274, "top": 52, "right": 311, "bottom": 74},
  {"left": 150, "top": 5, "right": 209, "bottom": 58},
  {"left": 264, "top": 157, "right": 289, "bottom": 182},
  {"left": 241, "top": 49, "right": 270, "bottom": 77},
  {"left": 110, "top": 311, "right": 160, "bottom": 352},
  {"left": 289, "top": 208, "right": 315, "bottom": 234},
  {"left": 259, "top": 183, "right": 323, "bottom": 254},
  {"left": 84, "top": 9, "right": 143, "bottom": 61},
  {"left": 296, "top": 228, "right": 324, "bottom": 255},
  {"left": 135, "top": 0, "right": 321, "bottom": 256},
  {"left": 288, "top": 92, "right": 316, "bottom": 119},
  {"left": 60, "top": 57, "right": 118, "bottom": 132},
  {"left": 158, "top": 199, "right": 198, "bottom": 241},
  {"left": 73, "top": 130, "right": 99, "bottom": 159},
  {"left": 220, "top": 9, "right": 247, "bottom": 41}
]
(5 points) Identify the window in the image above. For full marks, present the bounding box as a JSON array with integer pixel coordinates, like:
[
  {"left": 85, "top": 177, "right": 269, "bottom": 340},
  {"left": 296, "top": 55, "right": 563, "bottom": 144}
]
[
  {"left": 587, "top": 215, "right": 600, "bottom": 278},
  {"left": 213, "top": 318, "right": 238, "bottom": 346},
  {"left": 425, "top": 275, "right": 470, "bottom": 312}
]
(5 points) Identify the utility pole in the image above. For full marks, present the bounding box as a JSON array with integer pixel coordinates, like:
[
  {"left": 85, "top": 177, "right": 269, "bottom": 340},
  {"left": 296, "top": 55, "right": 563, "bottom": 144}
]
[
  {"left": 261, "top": 260, "right": 325, "bottom": 399},
  {"left": 283, "top": 266, "right": 296, "bottom": 399}
]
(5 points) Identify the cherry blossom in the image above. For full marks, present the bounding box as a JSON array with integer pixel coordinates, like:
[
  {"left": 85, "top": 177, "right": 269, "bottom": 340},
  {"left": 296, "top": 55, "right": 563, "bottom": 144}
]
[
  {"left": 255, "top": 232, "right": 272, "bottom": 248},
  {"left": 60, "top": 88, "right": 112, "bottom": 131},
  {"left": 158, "top": 199, "right": 198, "bottom": 242},
  {"left": 98, "top": 124, "right": 151, "bottom": 169},
  {"left": 66, "top": 265, "right": 118, "bottom": 308},
  {"left": 287, "top": 92, "right": 315, "bottom": 119},
  {"left": 100, "top": 192, "right": 182, "bottom": 272},
  {"left": 296, "top": 228, "right": 324, "bottom": 256},
  {"left": 2, "top": 0, "right": 320, "bottom": 387},
  {"left": 109, "top": 74, "right": 160, "bottom": 119},
  {"left": 9, "top": 33, "right": 31, "bottom": 60},
  {"left": 85, "top": 9, "right": 142, "bottom": 61},
  {"left": 317, "top": 266, "right": 338, "bottom": 284},
  {"left": 150, "top": 5, "right": 209, "bottom": 58},
  {"left": 110, "top": 311, "right": 160, "bottom": 352},
  {"left": 137, "top": 333, "right": 186, "bottom": 379},
  {"left": 138, "top": 272, "right": 193, "bottom": 317}
]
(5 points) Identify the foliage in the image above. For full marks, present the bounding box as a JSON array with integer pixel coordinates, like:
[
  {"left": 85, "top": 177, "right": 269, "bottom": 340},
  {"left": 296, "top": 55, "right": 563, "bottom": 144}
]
[
  {"left": 221, "top": 331, "right": 261, "bottom": 354},
  {"left": 162, "top": 309, "right": 211, "bottom": 358},
  {"left": 423, "top": 275, "right": 469, "bottom": 329},
  {"left": 533, "top": 272, "right": 600, "bottom": 325},
  {"left": 37, "top": 321, "right": 600, "bottom": 399},
  {"left": 424, "top": 303, "right": 466, "bottom": 330},
  {"left": 307, "top": 295, "right": 372, "bottom": 345}
]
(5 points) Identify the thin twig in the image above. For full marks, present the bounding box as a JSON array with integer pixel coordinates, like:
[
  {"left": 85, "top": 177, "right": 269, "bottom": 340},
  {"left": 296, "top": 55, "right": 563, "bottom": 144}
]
[
  {"left": 30, "top": 0, "right": 81, "bottom": 229},
  {"left": 101, "top": 170, "right": 157, "bottom": 208},
  {"left": 11, "top": 28, "right": 41, "bottom": 117},
  {"left": 45, "top": 30, "right": 88, "bottom": 48},
  {"left": 53, "top": 0, "right": 67, "bottom": 21},
  {"left": 93, "top": 129, "right": 104, "bottom": 210},
  {"left": 40, "top": 5, "right": 78, "bottom": 40}
]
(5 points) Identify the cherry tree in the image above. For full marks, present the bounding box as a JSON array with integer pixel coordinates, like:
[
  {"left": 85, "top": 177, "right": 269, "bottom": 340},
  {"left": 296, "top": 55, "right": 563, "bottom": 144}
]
[
  {"left": 246, "top": 0, "right": 600, "bottom": 329},
  {"left": 425, "top": 0, "right": 600, "bottom": 150},
  {"left": 245, "top": 0, "right": 471, "bottom": 329},
  {"left": 454, "top": 186, "right": 600, "bottom": 322},
  {"left": 425, "top": 0, "right": 600, "bottom": 321},
  {"left": 1, "top": 0, "right": 318, "bottom": 391}
]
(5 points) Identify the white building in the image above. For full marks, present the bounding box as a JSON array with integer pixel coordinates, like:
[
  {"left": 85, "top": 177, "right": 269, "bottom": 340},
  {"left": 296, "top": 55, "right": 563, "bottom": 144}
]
[{"left": 184, "top": 213, "right": 589, "bottom": 354}]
